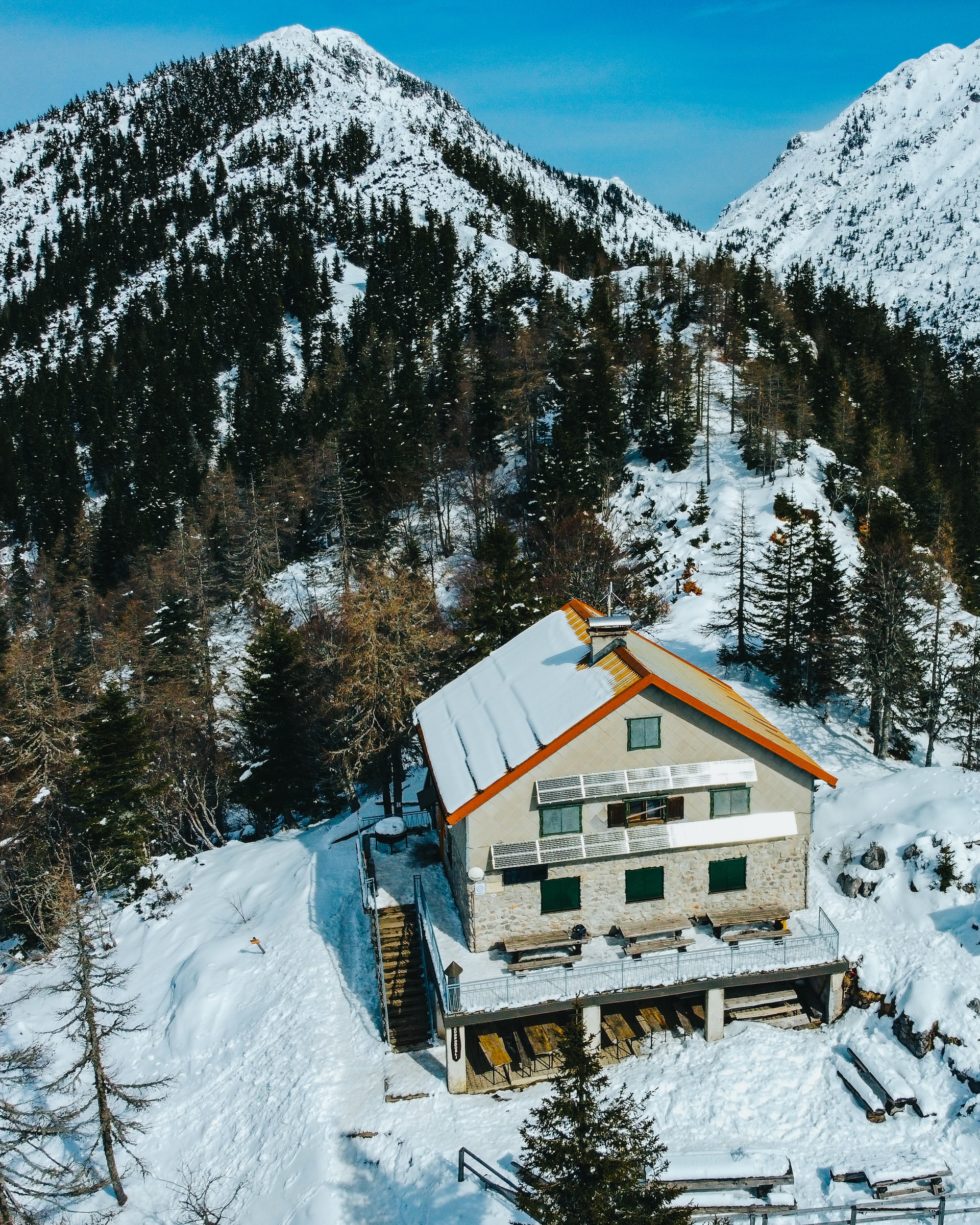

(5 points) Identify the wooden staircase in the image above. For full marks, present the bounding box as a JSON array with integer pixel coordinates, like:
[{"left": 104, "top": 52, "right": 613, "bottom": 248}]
[
  {"left": 725, "top": 984, "right": 817, "bottom": 1029},
  {"left": 376, "top": 905, "right": 431, "bottom": 1051}
]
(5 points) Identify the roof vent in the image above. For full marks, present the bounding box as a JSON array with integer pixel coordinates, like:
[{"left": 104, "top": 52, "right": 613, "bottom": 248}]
[{"left": 587, "top": 614, "right": 632, "bottom": 664}]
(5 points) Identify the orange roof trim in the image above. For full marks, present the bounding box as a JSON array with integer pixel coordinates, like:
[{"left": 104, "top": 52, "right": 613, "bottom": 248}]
[{"left": 434, "top": 598, "right": 836, "bottom": 825}]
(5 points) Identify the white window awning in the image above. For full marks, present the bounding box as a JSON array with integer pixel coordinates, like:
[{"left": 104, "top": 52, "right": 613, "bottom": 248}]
[
  {"left": 535, "top": 759, "right": 757, "bottom": 807},
  {"left": 489, "top": 810, "right": 796, "bottom": 872}
]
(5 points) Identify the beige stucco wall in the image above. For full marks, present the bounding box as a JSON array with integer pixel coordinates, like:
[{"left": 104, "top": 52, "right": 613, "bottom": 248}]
[{"left": 443, "top": 686, "right": 819, "bottom": 951}]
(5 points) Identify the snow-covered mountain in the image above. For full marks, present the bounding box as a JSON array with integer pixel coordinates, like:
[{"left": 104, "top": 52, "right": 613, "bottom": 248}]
[
  {"left": 711, "top": 40, "right": 980, "bottom": 344},
  {"left": 0, "top": 23, "right": 702, "bottom": 307}
]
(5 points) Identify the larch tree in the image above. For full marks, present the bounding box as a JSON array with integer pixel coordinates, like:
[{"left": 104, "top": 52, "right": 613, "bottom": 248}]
[
  {"left": 323, "top": 560, "right": 452, "bottom": 814},
  {"left": 49, "top": 887, "right": 167, "bottom": 1208},
  {"left": 515, "top": 1012, "right": 690, "bottom": 1225},
  {"left": 0, "top": 1015, "right": 100, "bottom": 1224}
]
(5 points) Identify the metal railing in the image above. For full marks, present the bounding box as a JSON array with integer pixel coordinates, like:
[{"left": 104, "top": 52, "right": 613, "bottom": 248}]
[
  {"left": 456, "top": 1148, "right": 980, "bottom": 1224},
  {"left": 412, "top": 875, "right": 437, "bottom": 1044},
  {"left": 457, "top": 1147, "right": 520, "bottom": 1205},
  {"left": 355, "top": 816, "right": 392, "bottom": 1044},
  {"left": 692, "top": 1193, "right": 980, "bottom": 1222},
  {"left": 414, "top": 876, "right": 447, "bottom": 1016},
  {"left": 421, "top": 909, "right": 839, "bottom": 1019}
]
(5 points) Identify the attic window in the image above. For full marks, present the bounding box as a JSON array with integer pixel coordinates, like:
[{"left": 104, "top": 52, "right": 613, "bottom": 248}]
[{"left": 627, "top": 716, "right": 661, "bottom": 750}]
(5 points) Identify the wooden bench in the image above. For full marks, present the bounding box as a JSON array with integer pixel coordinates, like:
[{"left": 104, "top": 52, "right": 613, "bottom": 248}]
[
  {"left": 502, "top": 930, "right": 587, "bottom": 964},
  {"left": 832, "top": 1162, "right": 950, "bottom": 1199},
  {"left": 835, "top": 1056, "right": 887, "bottom": 1122},
  {"left": 665, "top": 1151, "right": 794, "bottom": 1199},
  {"left": 721, "top": 926, "right": 790, "bottom": 946},
  {"left": 624, "top": 935, "right": 691, "bottom": 959},
  {"left": 706, "top": 905, "right": 790, "bottom": 937},
  {"left": 506, "top": 954, "right": 579, "bottom": 973},
  {"left": 847, "top": 1042, "right": 919, "bottom": 1115}
]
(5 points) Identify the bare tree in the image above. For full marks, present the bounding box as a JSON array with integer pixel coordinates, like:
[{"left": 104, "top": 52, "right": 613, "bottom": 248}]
[
  {"left": 48, "top": 880, "right": 167, "bottom": 1207},
  {"left": 0, "top": 1016, "right": 101, "bottom": 1224},
  {"left": 171, "top": 1164, "right": 243, "bottom": 1224}
]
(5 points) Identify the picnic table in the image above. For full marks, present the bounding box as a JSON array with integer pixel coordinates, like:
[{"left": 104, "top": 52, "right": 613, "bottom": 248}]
[
  {"left": 523, "top": 1022, "right": 564, "bottom": 1070},
  {"left": 664, "top": 1150, "right": 795, "bottom": 1200},
  {"left": 616, "top": 915, "right": 692, "bottom": 958},
  {"left": 831, "top": 1161, "right": 950, "bottom": 1199},
  {"left": 502, "top": 929, "right": 586, "bottom": 972},
  {"left": 476, "top": 1031, "right": 512, "bottom": 1085},
  {"left": 373, "top": 816, "right": 408, "bottom": 853},
  {"left": 706, "top": 905, "right": 789, "bottom": 938},
  {"left": 601, "top": 1012, "right": 637, "bottom": 1059}
]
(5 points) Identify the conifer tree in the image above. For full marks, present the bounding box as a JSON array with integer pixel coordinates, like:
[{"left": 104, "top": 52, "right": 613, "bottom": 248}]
[
  {"left": 952, "top": 627, "right": 980, "bottom": 770},
  {"left": 515, "top": 1012, "right": 689, "bottom": 1225},
  {"left": 855, "top": 512, "right": 922, "bottom": 759},
  {"left": 453, "top": 522, "right": 540, "bottom": 659},
  {"left": 936, "top": 842, "right": 960, "bottom": 892},
  {"left": 705, "top": 492, "right": 756, "bottom": 669},
  {"left": 235, "top": 609, "right": 317, "bottom": 835},
  {"left": 802, "top": 519, "right": 851, "bottom": 708},
  {"left": 753, "top": 497, "right": 811, "bottom": 704},
  {"left": 70, "top": 683, "right": 157, "bottom": 885},
  {"left": 688, "top": 482, "right": 710, "bottom": 527}
]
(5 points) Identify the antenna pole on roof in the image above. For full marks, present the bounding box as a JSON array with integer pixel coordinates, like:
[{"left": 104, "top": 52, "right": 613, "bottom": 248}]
[{"left": 607, "top": 581, "right": 613, "bottom": 617}]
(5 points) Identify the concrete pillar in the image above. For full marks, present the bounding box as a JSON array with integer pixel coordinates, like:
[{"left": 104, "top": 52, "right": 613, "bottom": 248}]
[
  {"left": 582, "top": 1004, "right": 602, "bottom": 1054},
  {"left": 704, "top": 987, "right": 725, "bottom": 1043},
  {"left": 446, "top": 1023, "right": 467, "bottom": 1094},
  {"left": 823, "top": 971, "right": 845, "bottom": 1024}
]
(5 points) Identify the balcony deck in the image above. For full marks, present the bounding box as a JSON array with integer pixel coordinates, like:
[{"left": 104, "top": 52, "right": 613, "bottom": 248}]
[{"left": 371, "top": 831, "right": 842, "bottom": 1026}]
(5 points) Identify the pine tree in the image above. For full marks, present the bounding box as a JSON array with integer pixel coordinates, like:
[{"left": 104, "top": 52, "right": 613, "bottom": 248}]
[
  {"left": 515, "top": 1013, "right": 690, "bottom": 1225},
  {"left": 235, "top": 610, "right": 317, "bottom": 835},
  {"left": 936, "top": 842, "right": 959, "bottom": 892},
  {"left": 688, "top": 482, "right": 710, "bottom": 527},
  {"left": 705, "top": 492, "right": 756, "bottom": 669},
  {"left": 802, "top": 519, "right": 851, "bottom": 708},
  {"left": 855, "top": 513, "right": 922, "bottom": 759},
  {"left": 453, "top": 522, "right": 540, "bottom": 659},
  {"left": 70, "top": 683, "right": 157, "bottom": 885},
  {"left": 952, "top": 627, "right": 980, "bottom": 770},
  {"left": 753, "top": 497, "right": 811, "bottom": 704}
]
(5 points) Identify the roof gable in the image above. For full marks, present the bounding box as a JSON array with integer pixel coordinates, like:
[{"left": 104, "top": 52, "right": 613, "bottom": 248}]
[{"left": 415, "top": 600, "right": 837, "bottom": 824}]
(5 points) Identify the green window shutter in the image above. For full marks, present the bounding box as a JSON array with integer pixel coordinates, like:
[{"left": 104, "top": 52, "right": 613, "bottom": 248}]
[
  {"left": 540, "top": 876, "right": 581, "bottom": 914},
  {"left": 710, "top": 786, "right": 751, "bottom": 818},
  {"left": 625, "top": 866, "right": 664, "bottom": 903},
  {"left": 708, "top": 856, "right": 747, "bottom": 894},
  {"left": 540, "top": 804, "right": 582, "bottom": 836},
  {"left": 627, "top": 716, "right": 661, "bottom": 750}
]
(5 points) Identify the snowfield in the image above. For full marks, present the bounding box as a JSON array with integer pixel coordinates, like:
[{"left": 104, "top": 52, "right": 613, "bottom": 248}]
[{"left": 3, "top": 395, "right": 980, "bottom": 1223}]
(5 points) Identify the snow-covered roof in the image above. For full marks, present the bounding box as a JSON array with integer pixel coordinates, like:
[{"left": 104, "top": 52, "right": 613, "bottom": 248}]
[
  {"left": 414, "top": 611, "right": 619, "bottom": 815},
  {"left": 415, "top": 599, "right": 836, "bottom": 822}
]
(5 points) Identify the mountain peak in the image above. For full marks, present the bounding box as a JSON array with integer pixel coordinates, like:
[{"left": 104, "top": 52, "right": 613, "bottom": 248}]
[{"left": 711, "top": 37, "right": 980, "bottom": 343}]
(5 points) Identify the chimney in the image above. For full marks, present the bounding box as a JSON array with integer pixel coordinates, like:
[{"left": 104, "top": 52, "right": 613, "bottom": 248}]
[{"left": 587, "top": 614, "right": 632, "bottom": 664}]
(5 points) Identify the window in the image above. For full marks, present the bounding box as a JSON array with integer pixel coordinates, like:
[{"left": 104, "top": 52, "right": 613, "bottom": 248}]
[
  {"left": 540, "top": 804, "right": 582, "bottom": 837},
  {"left": 626, "top": 796, "right": 667, "bottom": 823},
  {"left": 627, "top": 716, "right": 661, "bottom": 750},
  {"left": 709, "top": 856, "right": 747, "bottom": 894},
  {"left": 625, "top": 866, "right": 664, "bottom": 903},
  {"left": 710, "top": 785, "right": 751, "bottom": 818},
  {"left": 541, "top": 876, "right": 581, "bottom": 914},
  {"left": 502, "top": 865, "right": 548, "bottom": 887}
]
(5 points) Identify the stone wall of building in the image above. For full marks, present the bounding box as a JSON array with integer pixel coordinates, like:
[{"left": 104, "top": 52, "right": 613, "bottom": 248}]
[{"left": 467, "top": 834, "right": 809, "bottom": 952}]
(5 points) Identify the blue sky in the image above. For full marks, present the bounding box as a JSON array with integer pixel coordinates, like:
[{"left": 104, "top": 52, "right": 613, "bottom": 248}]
[{"left": 2, "top": 2, "right": 978, "bottom": 227}]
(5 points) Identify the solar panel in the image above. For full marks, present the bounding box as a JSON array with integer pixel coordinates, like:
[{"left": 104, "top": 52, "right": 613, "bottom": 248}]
[
  {"left": 535, "top": 759, "right": 756, "bottom": 807},
  {"left": 489, "top": 824, "right": 671, "bottom": 871}
]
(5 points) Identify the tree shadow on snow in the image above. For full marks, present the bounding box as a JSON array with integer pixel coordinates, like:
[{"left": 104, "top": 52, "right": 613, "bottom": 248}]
[
  {"left": 304, "top": 827, "right": 389, "bottom": 1041},
  {"left": 338, "top": 1138, "right": 508, "bottom": 1224}
]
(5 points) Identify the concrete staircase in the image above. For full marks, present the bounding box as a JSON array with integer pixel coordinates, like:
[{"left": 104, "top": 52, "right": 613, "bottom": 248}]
[
  {"left": 725, "top": 985, "right": 816, "bottom": 1029},
  {"left": 376, "top": 905, "right": 431, "bottom": 1051}
]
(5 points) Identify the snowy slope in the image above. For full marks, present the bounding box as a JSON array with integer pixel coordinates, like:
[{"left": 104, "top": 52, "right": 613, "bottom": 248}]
[
  {"left": 712, "top": 40, "right": 980, "bottom": 343},
  {"left": 3, "top": 384, "right": 979, "bottom": 1224}
]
